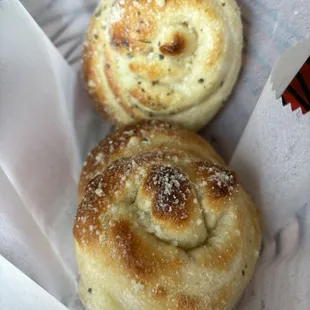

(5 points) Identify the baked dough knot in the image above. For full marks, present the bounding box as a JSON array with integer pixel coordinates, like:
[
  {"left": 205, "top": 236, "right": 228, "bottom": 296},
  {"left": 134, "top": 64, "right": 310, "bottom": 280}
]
[
  {"left": 83, "top": 0, "right": 243, "bottom": 130},
  {"left": 74, "top": 121, "right": 261, "bottom": 310}
]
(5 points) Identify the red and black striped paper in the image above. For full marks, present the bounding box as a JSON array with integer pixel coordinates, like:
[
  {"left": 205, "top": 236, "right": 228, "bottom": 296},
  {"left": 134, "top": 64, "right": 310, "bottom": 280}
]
[{"left": 282, "top": 57, "right": 310, "bottom": 114}]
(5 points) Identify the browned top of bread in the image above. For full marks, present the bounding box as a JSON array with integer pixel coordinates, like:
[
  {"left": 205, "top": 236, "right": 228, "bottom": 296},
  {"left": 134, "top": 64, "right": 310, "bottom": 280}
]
[{"left": 78, "top": 120, "right": 224, "bottom": 202}]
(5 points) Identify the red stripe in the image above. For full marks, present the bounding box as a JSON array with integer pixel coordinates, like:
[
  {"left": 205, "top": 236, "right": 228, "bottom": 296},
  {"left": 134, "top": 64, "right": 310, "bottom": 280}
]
[{"left": 282, "top": 57, "right": 310, "bottom": 114}]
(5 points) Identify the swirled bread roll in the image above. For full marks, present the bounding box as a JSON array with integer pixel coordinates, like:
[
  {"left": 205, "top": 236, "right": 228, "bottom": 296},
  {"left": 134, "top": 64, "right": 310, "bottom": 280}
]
[
  {"left": 83, "top": 0, "right": 243, "bottom": 130},
  {"left": 74, "top": 120, "right": 261, "bottom": 310}
]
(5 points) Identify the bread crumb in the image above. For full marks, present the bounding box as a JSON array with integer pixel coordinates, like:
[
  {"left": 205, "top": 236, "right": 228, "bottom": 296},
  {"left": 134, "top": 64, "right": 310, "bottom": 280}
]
[
  {"left": 172, "top": 240, "right": 178, "bottom": 247},
  {"left": 99, "top": 234, "right": 105, "bottom": 244},
  {"left": 156, "top": 0, "right": 165, "bottom": 8},
  {"left": 128, "top": 136, "right": 139, "bottom": 146},
  {"left": 95, "top": 189, "right": 103, "bottom": 197},
  {"left": 89, "top": 225, "right": 97, "bottom": 232},
  {"left": 88, "top": 80, "right": 96, "bottom": 88},
  {"left": 95, "top": 153, "right": 104, "bottom": 163},
  {"left": 131, "top": 280, "right": 144, "bottom": 292}
]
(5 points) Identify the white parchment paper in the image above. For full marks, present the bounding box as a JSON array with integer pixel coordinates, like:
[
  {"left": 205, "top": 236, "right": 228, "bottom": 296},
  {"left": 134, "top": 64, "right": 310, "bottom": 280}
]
[
  {"left": 0, "top": 255, "right": 67, "bottom": 310},
  {"left": 231, "top": 41, "right": 310, "bottom": 310},
  {"left": 0, "top": 0, "right": 309, "bottom": 309},
  {"left": 0, "top": 1, "right": 109, "bottom": 307}
]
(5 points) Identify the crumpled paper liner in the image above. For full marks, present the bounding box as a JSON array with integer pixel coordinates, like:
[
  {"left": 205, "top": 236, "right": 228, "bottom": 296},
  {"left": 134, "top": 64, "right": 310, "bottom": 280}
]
[{"left": 231, "top": 40, "right": 310, "bottom": 309}]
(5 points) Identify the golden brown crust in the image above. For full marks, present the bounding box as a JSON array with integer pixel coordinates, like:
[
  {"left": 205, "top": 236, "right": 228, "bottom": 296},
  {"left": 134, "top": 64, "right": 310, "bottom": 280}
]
[
  {"left": 78, "top": 120, "right": 224, "bottom": 202},
  {"left": 109, "top": 220, "right": 165, "bottom": 279},
  {"left": 191, "top": 160, "right": 238, "bottom": 199},
  {"left": 74, "top": 121, "right": 261, "bottom": 310},
  {"left": 159, "top": 32, "right": 185, "bottom": 56},
  {"left": 82, "top": 0, "right": 243, "bottom": 130},
  {"left": 145, "top": 165, "right": 192, "bottom": 224},
  {"left": 176, "top": 295, "right": 200, "bottom": 310},
  {"left": 151, "top": 284, "right": 167, "bottom": 298}
]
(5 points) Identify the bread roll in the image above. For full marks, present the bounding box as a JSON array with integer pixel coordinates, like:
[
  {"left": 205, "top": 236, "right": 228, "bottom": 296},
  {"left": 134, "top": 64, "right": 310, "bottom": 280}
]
[
  {"left": 83, "top": 0, "right": 243, "bottom": 130},
  {"left": 74, "top": 120, "right": 261, "bottom": 310}
]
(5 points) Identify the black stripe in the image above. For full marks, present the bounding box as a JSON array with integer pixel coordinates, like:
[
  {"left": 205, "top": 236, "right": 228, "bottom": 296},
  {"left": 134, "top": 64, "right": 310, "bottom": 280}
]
[
  {"left": 296, "top": 72, "right": 310, "bottom": 105},
  {"left": 281, "top": 96, "right": 288, "bottom": 106},
  {"left": 306, "top": 57, "right": 310, "bottom": 65},
  {"left": 287, "top": 85, "right": 310, "bottom": 112}
]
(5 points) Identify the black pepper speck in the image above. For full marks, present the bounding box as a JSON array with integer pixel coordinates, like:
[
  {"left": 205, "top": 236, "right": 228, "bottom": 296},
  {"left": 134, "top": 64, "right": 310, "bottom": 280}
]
[
  {"left": 95, "top": 10, "right": 102, "bottom": 17},
  {"left": 121, "top": 41, "right": 129, "bottom": 48}
]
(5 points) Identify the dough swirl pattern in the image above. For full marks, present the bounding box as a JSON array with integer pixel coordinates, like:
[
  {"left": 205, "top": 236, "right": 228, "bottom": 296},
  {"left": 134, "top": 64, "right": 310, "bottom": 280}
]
[
  {"left": 83, "top": 0, "right": 243, "bottom": 130},
  {"left": 74, "top": 121, "right": 261, "bottom": 310}
]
